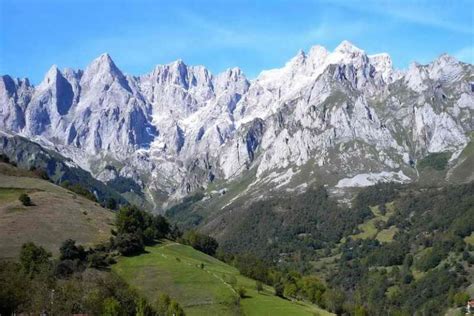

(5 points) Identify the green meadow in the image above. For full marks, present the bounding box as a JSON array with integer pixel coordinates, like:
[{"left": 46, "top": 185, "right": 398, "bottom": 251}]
[{"left": 113, "top": 241, "right": 332, "bottom": 316}]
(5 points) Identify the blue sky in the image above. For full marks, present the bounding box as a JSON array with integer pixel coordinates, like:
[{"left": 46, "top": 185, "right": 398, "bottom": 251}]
[{"left": 0, "top": 0, "right": 473, "bottom": 84}]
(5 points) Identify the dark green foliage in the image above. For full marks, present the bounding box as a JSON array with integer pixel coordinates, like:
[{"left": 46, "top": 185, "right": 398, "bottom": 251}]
[
  {"left": 60, "top": 239, "right": 86, "bottom": 261},
  {"left": 114, "top": 205, "right": 172, "bottom": 255},
  {"left": 0, "top": 261, "right": 28, "bottom": 315},
  {"left": 274, "top": 282, "right": 284, "bottom": 297},
  {"left": 353, "top": 182, "right": 401, "bottom": 209},
  {"left": 114, "top": 233, "right": 144, "bottom": 256},
  {"left": 417, "top": 152, "right": 451, "bottom": 170},
  {"left": 415, "top": 246, "right": 446, "bottom": 271},
  {"left": 233, "top": 253, "right": 272, "bottom": 284},
  {"left": 2, "top": 238, "right": 185, "bottom": 315},
  {"left": 1, "top": 243, "right": 144, "bottom": 315},
  {"left": 453, "top": 292, "right": 470, "bottom": 307},
  {"left": 213, "top": 181, "right": 473, "bottom": 315},
  {"left": 367, "top": 242, "right": 408, "bottom": 266},
  {"left": 166, "top": 193, "right": 205, "bottom": 229},
  {"left": 220, "top": 186, "right": 370, "bottom": 261},
  {"left": 19, "top": 242, "right": 51, "bottom": 276},
  {"left": 18, "top": 193, "right": 32, "bottom": 206},
  {"left": 325, "top": 182, "right": 474, "bottom": 314},
  {"left": 181, "top": 230, "right": 218, "bottom": 256},
  {"left": 106, "top": 197, "right": 118, "bottom": 210},
  {"left": 400, "top": 269, "right": 463, "bottom": 314},
  {"left": 87, "top": 251, "right": 112, "bottom": 269},
  {"left": 322, "top": 288, "right": 345, "bottom": 314},
  {"left": 107, "top": 176, "right": 143, "bottom": 196},
  {"left": 155, "top": 293, "right": 185, "bottom": 316}
]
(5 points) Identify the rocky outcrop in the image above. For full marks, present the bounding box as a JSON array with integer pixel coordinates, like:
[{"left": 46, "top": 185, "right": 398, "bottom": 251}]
[{"left": 0, "top": 41, "right": 472, "bottom": 208}]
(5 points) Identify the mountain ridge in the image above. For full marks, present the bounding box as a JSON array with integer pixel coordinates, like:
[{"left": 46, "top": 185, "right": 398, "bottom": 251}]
[{"left": 1, "top": 41, "right": 473, "bottom": 210}]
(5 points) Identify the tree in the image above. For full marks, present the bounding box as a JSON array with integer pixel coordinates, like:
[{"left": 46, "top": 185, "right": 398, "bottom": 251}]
[
  {"left": 19, "top": 193, "right": 32, "bottom": 206},
  {"left": 59, "top": 239, "right": 86, "bottom": 261},
  {"left": 114, "top": 233, "right": 144, "bottom": 256},
  {"left": 106, "top": 198, "right": 117, "bottom": 210},
  {"left": 323, "top": 288, "right": 345, "bottom": 314},
  {"left": 19, "top": 242, "right": 51, "bottom": 276},
  {"left": 256, "top": 281, "right": 263, "bottom": 294},
  {"left": 181, "top": 230, "right": 218, "bottom": 256},
  {"left": 453, "top": 292, "right": 469, "bottom": 307},
  {"left": 153, "top": 215, "right": 170, "bottom": 239},
  {"left": 155, "top": 293, "right": 185, "bottom": 316}
]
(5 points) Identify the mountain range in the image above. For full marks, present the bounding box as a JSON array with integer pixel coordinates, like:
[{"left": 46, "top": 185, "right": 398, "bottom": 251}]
[{"left": 1, "top": 40, "right": 473, "bottom": 210}]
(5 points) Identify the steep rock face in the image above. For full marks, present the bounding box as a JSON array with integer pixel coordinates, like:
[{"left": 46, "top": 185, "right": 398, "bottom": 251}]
[
  {"left": 0, "top": 41, "right": 473, "bottom": 208},
  {"left": 0, "top": 76, "right": 32, "bottom": 132}
]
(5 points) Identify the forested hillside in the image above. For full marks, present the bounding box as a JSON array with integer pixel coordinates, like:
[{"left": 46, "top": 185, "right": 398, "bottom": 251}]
[{"left": 168, "top": 181, "right": 474, "bottom": 314}]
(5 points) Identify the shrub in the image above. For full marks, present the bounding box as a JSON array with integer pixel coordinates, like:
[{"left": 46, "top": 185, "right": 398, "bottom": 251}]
[
  {"left": 102, "top": 297, "right": 120, "bottom": 316},
  {"left": 417, "top": 152, "right": 450, "bottom": 171},
  {"left": 181, "top": 230, "right": 218, "bottom": 256},
  {"left": 237, "top": 286, "right": 247, "bottom": 298},
  {"left": 19, "top": 242, "right": 51, "bottom": 275},
  {"left": 18, "top": 193, "right": 32, "bottom": 206},
  {"left": 114, "top": 233, "right": 144, "bottom": 256},
  {"left": 453, "top": 292, "right": 470, "bottom": 307},
  {"left": 59, "top": 239, "right": 86, "bottom": 261},
  {"left": 274, "top": 282, "right": 284, "bottom": 297}
]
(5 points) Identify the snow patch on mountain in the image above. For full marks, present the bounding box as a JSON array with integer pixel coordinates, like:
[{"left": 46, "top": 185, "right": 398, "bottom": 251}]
[{"left": 335, "top": 171, "right": 411, "bottom": 188}]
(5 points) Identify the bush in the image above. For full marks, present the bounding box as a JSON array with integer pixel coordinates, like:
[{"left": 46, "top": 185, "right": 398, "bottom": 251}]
[
  {"left": 237, "top": 286, "right": 247, "bottom": 298},
  {"left": 155, "top": 293, "right": 185, "bottom": 316},
  {"left": 274, "top": 282, "right": 284, "bottom": 297},
  {"left": 115, "top": 205, "right": 171, "bottom": 245},
  {"left": 181, "top": 230, "right": 218, "bottom": 256},
  {"left": 60, "top": 239, "right": 86, "bottom": 261},
  {"left": 19, "top": 242, "right": 51, "bottom": 276},
  {"left": 18, "top": 193, "right": 32, "bottom": 206},
  {"left": 102, "top": 297, "right": 120, "bottom": 316},
  {"left": 453, "top": 292, "right": 470, "bottom": 307},
  {"left": 114, "top": 233, "right": 144, "bottom": 256}
]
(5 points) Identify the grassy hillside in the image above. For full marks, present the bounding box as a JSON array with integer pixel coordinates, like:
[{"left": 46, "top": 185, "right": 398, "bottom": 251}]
[
  {"left": 0, "top": 162, "right": 114, "bottom": 258},
  {"left": 113, "top": 241, "right": 332, "bottom": 316}
]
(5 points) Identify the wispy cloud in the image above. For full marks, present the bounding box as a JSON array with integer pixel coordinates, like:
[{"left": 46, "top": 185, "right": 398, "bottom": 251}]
[{"left": 325, "top": 0, "right": 474, "bottom": 35}]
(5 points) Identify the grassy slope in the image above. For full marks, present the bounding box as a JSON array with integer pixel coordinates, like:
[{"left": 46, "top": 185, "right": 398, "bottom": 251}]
[
  {"left": 349, "top": 203, "right": 397, "bottom": 242},
  {"left": 448, "top": 133, "right": 474, "bottom": 183},
  {"left": 0, "top": 163, "right": 114, "bottom": 258},
  {"left": 113, "top": 242, "right": 332, "bottom": 316}
]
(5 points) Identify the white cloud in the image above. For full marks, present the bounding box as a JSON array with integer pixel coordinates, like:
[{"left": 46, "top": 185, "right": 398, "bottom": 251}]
[{"left": 324, "top": 0, "right": 473, "bottom": 35}]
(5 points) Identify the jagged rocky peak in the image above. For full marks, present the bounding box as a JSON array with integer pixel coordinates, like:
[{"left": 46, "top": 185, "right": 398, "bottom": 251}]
[
  {"left": 334, "top": 40, "right": 364, "bottom": 54},
  {"left": 0, "top": 42, "right": 472, "bottom": 207},
  {"left": 368, "top": 53, "right": 393, "bottom": 80},
  {"left": 80, "top": 53, "right": 130, "bottom": 92},
  {"left": 428, "top": 54, "right": 465, "bottom": 82},
  {"left": 147, "top": 59, "right": 213, "bottom": 91},
  {"left": 214, "top": 67, "right": 249, "bottom": 94}
]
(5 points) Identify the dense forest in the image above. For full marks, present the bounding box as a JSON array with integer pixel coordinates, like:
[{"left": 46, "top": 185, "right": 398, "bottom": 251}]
[{"left": 169, "top": 181, "right": 474, "bottom": 315}]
